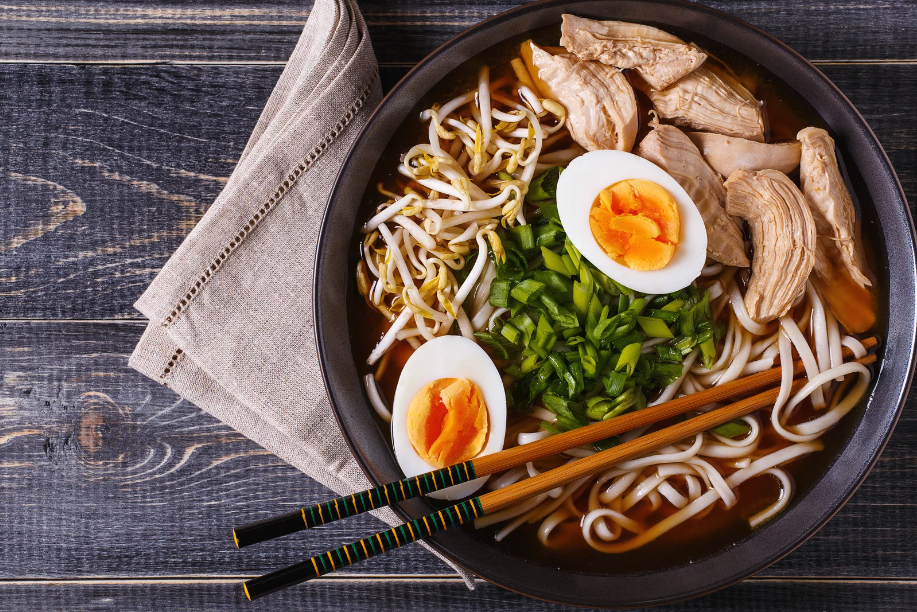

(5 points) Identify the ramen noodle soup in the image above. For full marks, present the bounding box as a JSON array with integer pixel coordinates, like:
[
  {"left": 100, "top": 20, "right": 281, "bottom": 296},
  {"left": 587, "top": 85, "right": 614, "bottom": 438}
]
[{"left": 348, "top": 16, "right": 880, "bottom": 571}]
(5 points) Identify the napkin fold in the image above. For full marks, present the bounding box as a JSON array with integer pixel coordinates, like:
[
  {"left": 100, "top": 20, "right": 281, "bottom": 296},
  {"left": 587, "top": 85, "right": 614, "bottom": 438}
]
[{"left": 129, "top": 0, "right": 474, "bottom": 587}]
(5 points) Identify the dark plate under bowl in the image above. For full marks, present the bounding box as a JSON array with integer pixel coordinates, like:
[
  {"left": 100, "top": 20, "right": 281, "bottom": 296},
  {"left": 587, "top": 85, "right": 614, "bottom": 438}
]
[{"left": 315, "top": 0, "right": 917, "bottom": 607}]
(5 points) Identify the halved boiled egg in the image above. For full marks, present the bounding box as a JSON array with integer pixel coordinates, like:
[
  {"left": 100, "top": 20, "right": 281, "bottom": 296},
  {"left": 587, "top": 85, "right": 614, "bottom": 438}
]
[
  {"left": 557, "top": 150, "right": 707, "bottom": 294},
  {"left": 391, "top": 335, "right": 506, "bottom": 500}
]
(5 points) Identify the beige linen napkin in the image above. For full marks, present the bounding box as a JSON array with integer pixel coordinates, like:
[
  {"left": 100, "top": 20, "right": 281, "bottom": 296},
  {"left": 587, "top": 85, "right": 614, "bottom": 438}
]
[{"left": 128, "top": 0, "right": 474, "bottom": 587}]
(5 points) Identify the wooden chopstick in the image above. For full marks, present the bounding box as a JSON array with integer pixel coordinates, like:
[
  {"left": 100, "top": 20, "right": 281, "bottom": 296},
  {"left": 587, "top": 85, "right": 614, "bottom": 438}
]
[
  {"left": 241, "top": 351, "right": 877, "bottom": 600},
  {"left": 232, "top": 337, "right": 877, "bottom": 548}
]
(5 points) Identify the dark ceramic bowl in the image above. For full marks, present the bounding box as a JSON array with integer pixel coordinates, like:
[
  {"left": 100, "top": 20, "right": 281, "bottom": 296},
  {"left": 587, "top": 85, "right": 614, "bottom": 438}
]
[{"left": 315, "top": 0, "right": 917, "bottom": 607}]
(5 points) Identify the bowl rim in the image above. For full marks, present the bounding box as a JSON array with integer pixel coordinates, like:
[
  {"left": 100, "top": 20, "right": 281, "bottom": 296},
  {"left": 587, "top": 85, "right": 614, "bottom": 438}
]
[{"left": 314, "top": 0, "right": 917, "bottom": 606}]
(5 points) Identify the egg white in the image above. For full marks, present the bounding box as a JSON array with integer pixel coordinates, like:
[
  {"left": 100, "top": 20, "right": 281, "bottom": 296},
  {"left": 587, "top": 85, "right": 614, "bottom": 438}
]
[
  {"left": 391, "top": 335, "right": 507, "bottom": 500},
  {"left": 556, "top": 150, "right": 707, "bottom": 294}
]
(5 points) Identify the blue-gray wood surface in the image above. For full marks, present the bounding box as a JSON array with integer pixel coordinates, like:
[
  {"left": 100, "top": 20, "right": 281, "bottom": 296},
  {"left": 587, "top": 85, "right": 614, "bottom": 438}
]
[{"left": 1, "top": 1, "right": 915, "bottom": 610}]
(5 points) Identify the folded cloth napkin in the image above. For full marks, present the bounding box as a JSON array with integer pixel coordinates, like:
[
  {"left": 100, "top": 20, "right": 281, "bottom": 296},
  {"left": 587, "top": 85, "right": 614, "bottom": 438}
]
[{"left": 129, "top": 0, "right": 474, "bottom": 587}]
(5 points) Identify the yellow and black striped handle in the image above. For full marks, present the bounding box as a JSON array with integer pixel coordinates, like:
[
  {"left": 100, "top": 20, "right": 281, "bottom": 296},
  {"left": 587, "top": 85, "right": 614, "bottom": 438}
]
[
  {"left": 242, "top": 497, "right": 484, "bottom": 601},
  {"left": 232, "top": 460, "right": 478, "bottom": 548}
]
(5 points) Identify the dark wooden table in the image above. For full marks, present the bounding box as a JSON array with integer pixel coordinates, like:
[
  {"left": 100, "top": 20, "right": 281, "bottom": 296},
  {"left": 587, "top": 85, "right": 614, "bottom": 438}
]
[{"left": 2, "top": 1, "right": 916, "bottom": 610}]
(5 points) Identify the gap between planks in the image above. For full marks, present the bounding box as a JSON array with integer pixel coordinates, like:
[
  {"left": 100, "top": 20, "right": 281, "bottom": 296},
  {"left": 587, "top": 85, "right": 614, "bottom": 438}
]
[
  {"left": 0, "top": 319, "right": 149, "bottom": 324},
  {"left": 3, "top": 576, "right": 917, "bottom": 586}
]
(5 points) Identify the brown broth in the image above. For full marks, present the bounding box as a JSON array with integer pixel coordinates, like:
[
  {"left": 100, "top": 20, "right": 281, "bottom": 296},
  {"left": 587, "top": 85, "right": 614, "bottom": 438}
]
[{"left": 345, "top": 22, "right": 883, "bottom": 575}]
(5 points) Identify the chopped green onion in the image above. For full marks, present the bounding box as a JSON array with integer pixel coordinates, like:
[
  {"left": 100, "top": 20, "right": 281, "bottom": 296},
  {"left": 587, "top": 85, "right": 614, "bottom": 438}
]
[
  {"left": 678, "top": 305, "right": 695, "bottom": 336},
  {"left": 528, "top": 166, "right": 562, "bottom": 202},
  {"left": 527, "top": 361, "right": 555, "bottom": 401},
  {"left": 645, "top": 308, "right": 679, "bottom": 323},
  {"left": 628, "top": 298, "right": 648, "bottom": 314},
  {"left": 539, "top": 421, "right": 563, "bottom": 435},
  {"left": 611, "top": 280, "right": 633, "bottom": 295},
  {"left": 652, "top": 362, "right": 683, "bottom": 386},
  {"left": 603, "top": 370, "right": 628, "bottom": 396},
  {"left": 508, "top": 295, "right": 527, "bottom": 318},
  {"left": 564, "top": 238, "right": 582, "bottom": 271},
  {"left": 508, "top": 224, "right": 535, "bottom": 251},
  {"left": 519, "top": 353, "right": 542, "bottom": 375},
  {"left": 500, "top": 322, "right": 522, "bottom": 344},
  {"left": 489, "top": 279, "right": 512, "bottom": 308},
  {"left": 567, "top": 361, "right": 585, "bottom": 397},
  {"left": 637, "top": 316, "right": 674, "bottom": 338},
  {"left": 573, "top": 262, "right": 594, "bottom": 318},
  {"left": 592, "top": 269, "right": 619, "bottom": 296},
  {"left": 542, "top": 392, "right": 587, "bottom": 431},
  {"left": 603, "top": 388, "right": 644, "bottom": 419},
  {"left": 541, "top": 246, "right": 572, "bottom": 277},
  {"left": 585, "top": 396, "right": 614, "bottom": 420},
  {"left": 533, "top": 270, "right": 573, "bottom": 298},
  {"left": 511, "top": 279, "right": 546, "bottom": 304},
  {"left": 588, "top": 293, "right": 603, "bottom": 321},
  {"left": 510, "top": 312, "right": 537, "bottom": 346},
  {"left": 539, "top": 201, "right": 561, "bottom": 223},
  {"left": 547, "top": 352, "right": 569, "bottom": 379},
  {"left": 674, "top": 335, "right": 697, "bottom": 355},
  {"left": 561, "top": 254, "right": 578, "bottom": 277},
  {"left": 591, "top": 306, "right": 614, "bottom": 342},
  {"left": 503, "top": 364, "right": 524, "bottom": 378},
  {"left": 534, "top": 223, "right": 564, "bottom": 248},
  {"left": 540, "top": 293, "right": 579, "bottom": 328},
  {"left": 696, "top": 291, "right": 712, "bottom": 319},
  {"left": 656, "top": 345, "right": 683, "bottom": 363},
  {"left": 661, "top": 298, "right": 684, "bottom": 312},
  {"left": 700, "top": 337, "right": 717, "bottom": 369},
  {"left": 710, "top": 420, "right": 752, "bottom": 439},
  {"left": 474, "top": 331, "right": 522, "bottom": 359},
  {"left": 612, "top": 330, "right": 645, "bottom": 351},
  {"left": 615, "top": 342, "right": 642, "bottom": 376},
  {"left": 532, "top": 315, "right": 557, "bottom": 356},
  {"left": 578, "top": 341, "right": 599, "bottom": 378}
]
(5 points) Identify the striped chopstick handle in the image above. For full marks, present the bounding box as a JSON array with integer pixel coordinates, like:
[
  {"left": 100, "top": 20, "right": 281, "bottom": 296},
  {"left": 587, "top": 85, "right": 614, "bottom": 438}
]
[
  {"left": 232, "top": 460, "right": 478, "bottom": 548},
  {"left": 243, "top": 497, "right": 484, "bottom": 601}
]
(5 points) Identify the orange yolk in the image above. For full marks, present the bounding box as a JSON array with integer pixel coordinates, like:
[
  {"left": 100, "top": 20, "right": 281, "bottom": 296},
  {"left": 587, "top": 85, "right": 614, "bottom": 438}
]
[
  {"left": 589, "top": 179, "right": 681, "bottom": 271},
  {"left": 407, "top": 378, "right": 489, "bottom": 468}
]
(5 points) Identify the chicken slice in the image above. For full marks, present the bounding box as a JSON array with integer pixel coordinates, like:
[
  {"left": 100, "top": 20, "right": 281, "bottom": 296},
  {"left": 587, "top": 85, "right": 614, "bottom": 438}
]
[
  {"left": 637, "top": 124, "right": 749, "bottom": 267},
  {"left": 648, "top": 66, "right": 765, "bottom": 142},
  {"left": 687, "top": 132, "right": 800, "bottom": 177},
  {"left": 560, "top": 14, "right": 706, "bottom": 90},
  {"left": 797, "top": 127, "right": 872, "bottom": 288},
  {"left": 724, "top": 169, "right": 816, "bottom": 323},
  {"left": 523, "top": 41, "right": 639, "bottom": 152}
]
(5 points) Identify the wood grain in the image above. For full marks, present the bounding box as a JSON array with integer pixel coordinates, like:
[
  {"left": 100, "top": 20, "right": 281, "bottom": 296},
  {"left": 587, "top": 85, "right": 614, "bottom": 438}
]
[
  {"left": 0, "top": 322, "right": 443, "bottom": 577},
  {"left": 1, "top": 63, "right": 915, "bottom": 320},
  {"left": 0, "top": 1, "right": 916, "bottom": 63},
  {"left": 0, "top": 322, "right": 915, "bottom": 581}
]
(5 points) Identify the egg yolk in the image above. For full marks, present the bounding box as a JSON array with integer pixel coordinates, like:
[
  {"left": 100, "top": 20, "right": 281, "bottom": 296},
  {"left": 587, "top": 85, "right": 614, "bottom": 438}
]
[
  {"left": 589, "top": 179, "right": 681, "bottom": 271},
  {"left": 407, "top": 378, "right": 489, "bottom": 468}
]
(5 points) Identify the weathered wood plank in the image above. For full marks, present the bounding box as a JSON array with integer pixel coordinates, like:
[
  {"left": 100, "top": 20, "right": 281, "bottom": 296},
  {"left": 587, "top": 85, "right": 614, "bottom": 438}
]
[
  {"left": 0, "top": 322, "right": 915, "bottom": 580},
  {"left": 0, "top": 321, "right": 440, "bottom": 577},
  {"left": 0, "top": 1, "right": 915, "bottom": 63},
  {"left": 2, "top": 63, "right": 915, "bottom": 319},
  {"left": 3, "top": 578, "right": 917, "bottom": 611}
]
